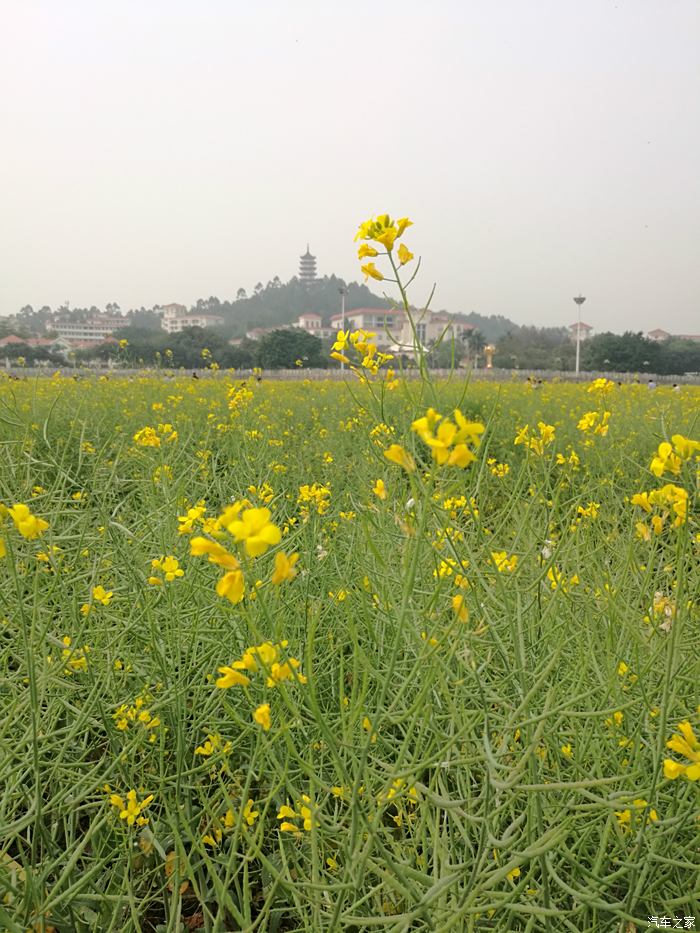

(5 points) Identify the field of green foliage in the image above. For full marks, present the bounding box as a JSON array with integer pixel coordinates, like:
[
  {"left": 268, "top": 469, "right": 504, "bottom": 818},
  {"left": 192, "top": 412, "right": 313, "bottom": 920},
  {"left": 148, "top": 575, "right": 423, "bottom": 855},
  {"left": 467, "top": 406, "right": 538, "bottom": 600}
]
[{"left": 0, "top": 367, "right": 698, "bottom": 932}]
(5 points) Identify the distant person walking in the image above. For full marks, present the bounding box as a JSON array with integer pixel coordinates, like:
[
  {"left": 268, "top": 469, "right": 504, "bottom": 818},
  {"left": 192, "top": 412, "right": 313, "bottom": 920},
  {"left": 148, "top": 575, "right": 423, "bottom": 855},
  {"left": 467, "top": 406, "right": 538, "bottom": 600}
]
[{"left": 647, "top": 379, "right": 657, "bottom": 390}]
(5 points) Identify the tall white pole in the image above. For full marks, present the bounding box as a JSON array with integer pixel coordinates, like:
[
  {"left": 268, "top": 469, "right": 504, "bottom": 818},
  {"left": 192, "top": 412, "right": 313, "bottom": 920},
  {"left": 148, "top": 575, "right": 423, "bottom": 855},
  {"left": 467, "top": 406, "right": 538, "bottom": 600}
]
[
  {"left": 575, "top": 305, "right": 581, "bottom": 375},
  {"left": 573, "top": 295, "right": 586, "bottom": 375},
  {"left": 339, "top": 287, "right": 346, "bottom": 372}
]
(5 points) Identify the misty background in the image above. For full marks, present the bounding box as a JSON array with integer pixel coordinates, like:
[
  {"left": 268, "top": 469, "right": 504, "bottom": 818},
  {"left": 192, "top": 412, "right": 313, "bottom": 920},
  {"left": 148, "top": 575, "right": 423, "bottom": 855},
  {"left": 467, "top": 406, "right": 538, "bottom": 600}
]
[{"left": 1, "top": 0, "right": 698, "bottom": 332}]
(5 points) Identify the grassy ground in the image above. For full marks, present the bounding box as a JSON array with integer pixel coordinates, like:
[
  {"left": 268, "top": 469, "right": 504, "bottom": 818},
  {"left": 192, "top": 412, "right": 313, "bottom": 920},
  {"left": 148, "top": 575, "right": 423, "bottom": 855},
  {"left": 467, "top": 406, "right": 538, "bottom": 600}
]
[{"left": 0, "top": 371, "right": 698, "bottom": 932}]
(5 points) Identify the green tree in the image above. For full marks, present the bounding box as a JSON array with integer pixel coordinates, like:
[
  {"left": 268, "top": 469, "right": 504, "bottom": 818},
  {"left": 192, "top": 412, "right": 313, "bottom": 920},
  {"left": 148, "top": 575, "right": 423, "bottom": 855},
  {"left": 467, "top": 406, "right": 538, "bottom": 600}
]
[
  {"left": 255, "top": 329, "right": 324, "bottom": 369},
  {"left": 582, "top": 332, "right": 661, "bottom": 373}
]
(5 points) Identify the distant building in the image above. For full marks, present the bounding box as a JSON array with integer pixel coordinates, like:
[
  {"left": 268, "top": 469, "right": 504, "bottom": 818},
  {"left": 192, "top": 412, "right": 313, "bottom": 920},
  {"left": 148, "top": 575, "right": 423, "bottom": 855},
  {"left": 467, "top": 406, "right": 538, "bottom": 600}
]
[
  {"left": 294, "top": 312, "right": 333, "bottom": 339},
  {"left": 159, "top": 303, "right": 187, "bottom": 316},
  {"left": 53, "top": 316, "right": 129, "bottom": 343},
  {"left": 299, "top": 246, "right": 317, "bottom": 283},
  {"left": 327, "top": 308, "right": 475, "bottom": 353},
  {"left": 647, "top": 328, "right": 700, "bottom": 343},
  {"left": 0, "top": 334, "right": 71, "bottom": 352},
  {"left": 0, "top": 334, "right": 103, "bottom": 360},
  {"left": 328, "top": 308, "right": 404, "bottom": 349},
  {"left": 160, "top": 304, "right": 224, "bottom": 334},
  {"left": 568, "top": 321, "right": 594, "bottom": 342}
]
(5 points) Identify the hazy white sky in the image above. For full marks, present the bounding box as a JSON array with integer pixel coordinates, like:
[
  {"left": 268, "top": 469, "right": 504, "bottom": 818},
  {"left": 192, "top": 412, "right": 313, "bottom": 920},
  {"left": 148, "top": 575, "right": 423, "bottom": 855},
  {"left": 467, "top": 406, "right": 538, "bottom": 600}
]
[{"left": 1, "top": 0, "right": 698, "bottom": 332}]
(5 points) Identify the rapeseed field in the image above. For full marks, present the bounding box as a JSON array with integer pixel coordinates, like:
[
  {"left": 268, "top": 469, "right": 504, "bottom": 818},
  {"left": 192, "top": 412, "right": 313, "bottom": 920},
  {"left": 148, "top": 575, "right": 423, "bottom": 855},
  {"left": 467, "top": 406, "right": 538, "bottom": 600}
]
[{"left": 1, "top": 214, "right": 698, "bottom": 931}]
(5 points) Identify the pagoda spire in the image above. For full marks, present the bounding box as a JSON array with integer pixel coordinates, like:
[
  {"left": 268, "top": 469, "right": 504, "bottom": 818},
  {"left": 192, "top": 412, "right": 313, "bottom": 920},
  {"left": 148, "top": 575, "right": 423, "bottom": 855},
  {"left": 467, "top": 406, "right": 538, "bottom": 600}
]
[{"left": 299, "top": 245, "right": 317, "bottom": 283}]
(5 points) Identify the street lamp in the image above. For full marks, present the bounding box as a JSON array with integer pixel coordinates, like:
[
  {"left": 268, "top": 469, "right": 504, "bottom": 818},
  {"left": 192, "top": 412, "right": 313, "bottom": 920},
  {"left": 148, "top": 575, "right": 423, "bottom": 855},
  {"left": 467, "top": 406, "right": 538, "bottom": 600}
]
[
  {"left": 573, "top": 295, "right": 586, "bottom": 375},
  {"left": 337, "top": 286, "right": 349, "bottom": 372}
]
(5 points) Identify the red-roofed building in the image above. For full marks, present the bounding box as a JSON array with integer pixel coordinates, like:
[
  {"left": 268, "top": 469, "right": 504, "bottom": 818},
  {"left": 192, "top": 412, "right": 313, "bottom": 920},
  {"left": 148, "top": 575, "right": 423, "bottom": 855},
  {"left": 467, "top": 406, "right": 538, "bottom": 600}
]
[
  {"left": 568, "top": 321, "right": 594, "bottom": 341},
  {"left": 647, "top": 329, "right": 700, "bottom": 343},
  {"left": 0, "top": 334, "right": 72, "bottom": 352}
]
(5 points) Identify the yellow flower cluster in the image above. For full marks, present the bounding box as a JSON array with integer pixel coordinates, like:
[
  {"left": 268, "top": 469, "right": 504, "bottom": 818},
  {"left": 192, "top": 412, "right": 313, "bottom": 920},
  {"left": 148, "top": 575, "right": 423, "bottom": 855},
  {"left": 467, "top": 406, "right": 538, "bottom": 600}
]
[
  {"left": 215, "top": 640, "right": 307, "bottom": 735},
  {"left": 148, "top": 555, "right": 184, "bottom": 585},
  {"left": 47, "top": 635, "right": 90, "bottom": 675},
  {"left": 411, "top": 408, "right": 485, "bottom": 468},
  {"left": 202, "top": 799, "right": 259, "bottom": 846},
  {"left": 194, "top": 732, "right": 232, "bottom": 757},
  {"left": 354, "top": 213, "right": 413, "bottom": 281},
  {"left": 277, "top": 795, "right": 314, "bottom": 834},
  {"left": 547, "top": 566, "right": 580, "bottom": 592},
  {"left": 576, "top": 502, "right": 600, "bottom": 520},
  {"left": 108, "top": 788, "right": 154, "bottom": 827},
  {"left": 587, "top": 378, "right": 616, "bottom": 394},
  {"left": 491, "top": 551, "right": 518, "bottom": 573},
  {"left": 514, "top": 422, "right": 556, "bottom": 456},
  {"left": 227, "top": 382, "right": 254, "bottom": 416},
  {"left": 133, "top": 423, "right": 178, "bottom": 447},
  {"left": 177, "top": 501, "right": 212, "bottom": 535},
  {"left": 631, "top": 484, "right": 688, "bottom": 535},
  {"left": 247, "top": 481, "right": 274, "bottom": 504},
  {"left": 487, "top": 458, "right": 510, "bottom": 477},
  {"left": 113, "top": 690, "right": 162, "bottom": 742},
  {"left": 331, "top": 329, "right": 394, "bottom": 376},
  {"left": 650, "top": 434, "right": 699, "bottom": 477},
  {"left": 663, "top": 720, "right": 700, "bottom": 781},
  {"left": 190, "top": 501, "right": 290, "bottom": 604},
  {"left": 298, "top": 482, "right": 331, "bottom": 516},
  {"left": 577, "top": 410, "right": 611, "bottom": 436},
  {"left": 614, "top": 798, "right": 658, "bottom": 830},
  {"left": 377, "top": 778, "right": 419, "bottom": 806},
  {"left": 216, "top": 640, "right": 306, "bottom": 690},
  {"left": 81, "top": 584, "right": 113, "bottom": 615}
]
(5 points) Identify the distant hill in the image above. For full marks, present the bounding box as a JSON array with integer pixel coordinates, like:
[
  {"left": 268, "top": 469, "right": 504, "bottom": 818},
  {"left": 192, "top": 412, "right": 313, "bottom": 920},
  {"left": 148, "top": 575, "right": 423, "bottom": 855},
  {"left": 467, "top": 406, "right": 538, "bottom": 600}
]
[
  {"left": 189, "top": 281, "right": 526, "bottom": 341},
  {"left": 188, "top": 276, "right": 392, "bottom": 337},
  {"left": 8, "top": 278, "right": 524, "bottom": 343}
]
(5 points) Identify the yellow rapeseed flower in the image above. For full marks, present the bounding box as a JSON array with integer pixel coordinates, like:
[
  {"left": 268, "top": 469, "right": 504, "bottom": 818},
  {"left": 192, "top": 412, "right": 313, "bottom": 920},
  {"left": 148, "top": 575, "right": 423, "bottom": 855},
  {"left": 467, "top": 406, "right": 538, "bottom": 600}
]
[
  {"left": 216, "top": 665, "right": 251, "bottom": 689},
  {"left": 383, "top": 444, "right": 416, "bottom": 472},
  {"left": 227, "top": 507, "right": 282, "bottom": 557},
  {"left": 8, "top": 503, "right": 49, "bottom": 540},
  {"left": 663, "top": 721, "right": 700, "bottom": 781},
  {"left": 253, "top": 703, "right": 272, "bottom": 731},
  {"left": 361, "top": 262, "right": 383, "bottom": 282},
  {"left": 372, "top": 479, "right": 387, "bottom": 500},
  {"left": 397, "top": 243, "right": 414, "bottom": 265},
  {"left": 271, "top": 552, "right": 299, "bottom": 585},
  {"left": 190, "top": 536, "right": 240, "bottom": 570},
  {"left": 215, "top": 569, "right": 245, "bottom": 604},
  {"left": 109, "top": 788, "right": 154, "bottom": 827}
]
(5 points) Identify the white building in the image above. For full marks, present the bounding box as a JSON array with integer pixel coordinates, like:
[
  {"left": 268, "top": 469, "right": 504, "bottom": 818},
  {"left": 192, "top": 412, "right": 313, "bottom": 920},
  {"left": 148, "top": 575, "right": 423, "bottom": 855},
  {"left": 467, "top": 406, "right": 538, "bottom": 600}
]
[
  {"left": 294, "top": 312, "right": 333, "bottom": 339},
  {"left": 328, "top": 308, "right": 405, "bottom": 349},
  {"left": 161, "top": 304, "right": 224, "bottom": 334},
  {"left": 328, "top": 308, "right": 475, "bottom": 353},
  {"left": 53, "top": 316, "right": 129, "bottom": 343}
]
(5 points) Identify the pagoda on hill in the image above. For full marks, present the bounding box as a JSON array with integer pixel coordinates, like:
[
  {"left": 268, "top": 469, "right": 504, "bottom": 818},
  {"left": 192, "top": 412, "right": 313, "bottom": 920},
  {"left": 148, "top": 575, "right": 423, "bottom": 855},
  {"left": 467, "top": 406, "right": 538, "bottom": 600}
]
[{"left": 299, "top": 245, "right": 317, "bottom": 283}]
